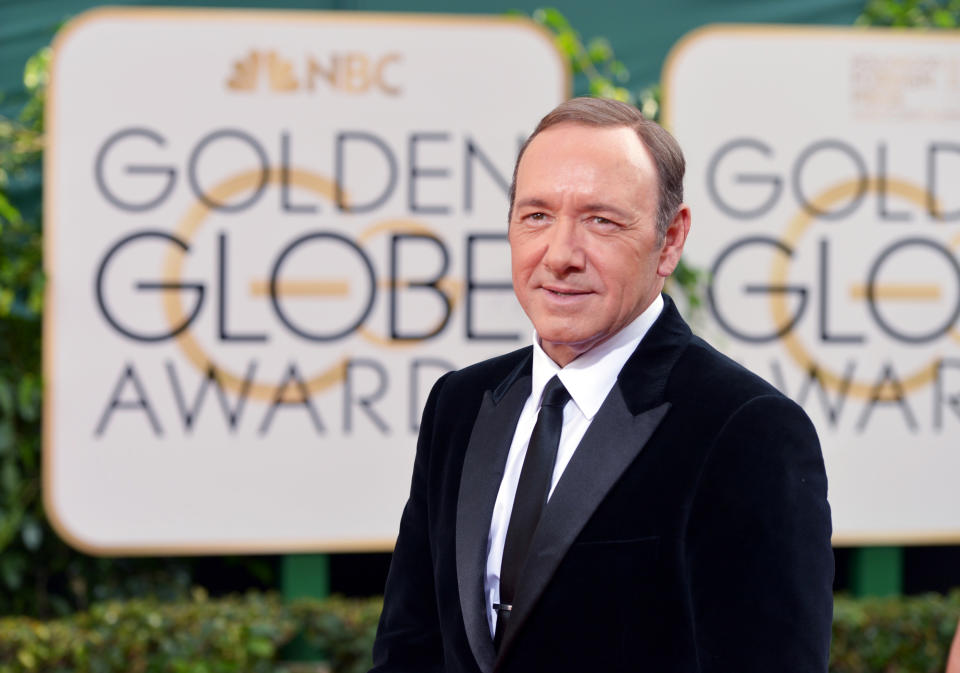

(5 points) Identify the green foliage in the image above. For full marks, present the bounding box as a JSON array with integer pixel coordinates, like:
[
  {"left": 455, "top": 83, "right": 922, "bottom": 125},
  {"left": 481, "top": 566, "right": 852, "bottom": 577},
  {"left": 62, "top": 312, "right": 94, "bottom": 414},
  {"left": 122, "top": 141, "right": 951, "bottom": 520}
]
[
  {"left": 831, "top": 590, "right": 960, "bottom": 672},
  {"left": 0, "top": 591, "right": 301, "bottom": 673},
  {"left": 0, "top": 592, "right": 382, "bottom": 673},
  {"left": 293, "top": 596, "right": 382, "bottom": 673},
  {"left": 0, "top": 45, "right": 49, "bottom": 617},
  {"left": 1, "top": 591, "right": 958, "bottom": 672},
  {"left": 857, "top": 0, "right": 960, "bottom": 27},
  {"left": 529, "top": 8, "right": 634, "bottom": 104}
]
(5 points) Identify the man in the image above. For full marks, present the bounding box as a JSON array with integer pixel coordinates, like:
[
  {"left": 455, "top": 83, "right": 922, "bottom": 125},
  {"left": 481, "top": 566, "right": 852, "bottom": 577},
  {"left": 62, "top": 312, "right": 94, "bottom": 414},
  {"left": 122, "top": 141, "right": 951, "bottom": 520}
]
[{"left": 371, "top": 97, "right": 833, "bottom": 673}]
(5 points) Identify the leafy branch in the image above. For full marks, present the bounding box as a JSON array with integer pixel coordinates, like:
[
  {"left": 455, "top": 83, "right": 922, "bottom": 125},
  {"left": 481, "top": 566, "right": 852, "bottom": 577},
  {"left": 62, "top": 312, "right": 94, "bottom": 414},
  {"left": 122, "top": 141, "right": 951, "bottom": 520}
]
[{"left": 857, "top": 0, "right": 960, "bottom": 27}]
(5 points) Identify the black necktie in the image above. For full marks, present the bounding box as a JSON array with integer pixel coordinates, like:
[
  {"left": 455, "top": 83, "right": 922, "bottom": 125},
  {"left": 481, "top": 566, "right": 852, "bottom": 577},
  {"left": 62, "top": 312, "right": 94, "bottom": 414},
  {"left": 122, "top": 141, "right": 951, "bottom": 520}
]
[{"left": 494, "top": 375, "right": 570, "bottom": 649}]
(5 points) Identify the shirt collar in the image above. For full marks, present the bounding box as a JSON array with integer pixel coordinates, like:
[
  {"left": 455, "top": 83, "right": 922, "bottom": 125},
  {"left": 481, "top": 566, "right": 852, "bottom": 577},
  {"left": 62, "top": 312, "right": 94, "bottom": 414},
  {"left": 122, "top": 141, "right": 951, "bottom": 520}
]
[{"left": 530, "top": 293, "right": 664, "bottom": 420}]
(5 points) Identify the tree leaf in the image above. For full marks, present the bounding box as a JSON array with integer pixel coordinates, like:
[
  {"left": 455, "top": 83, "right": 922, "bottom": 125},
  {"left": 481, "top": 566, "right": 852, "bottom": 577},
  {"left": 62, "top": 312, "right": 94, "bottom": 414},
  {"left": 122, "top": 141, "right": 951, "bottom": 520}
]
[
  {"left": 0, "top": 419, "right": 13, "bottom": 456},
  {"left": 0, "top": 549, "right": 27, "bottom": 589},
  {"left": 0, "top": 191, "right": 23, "bottom": 227},
  {"left": 1, "top": 459, "right": 21, "bottom": 502},
  {"left": 17, "top": 376, "right": 39, "bottom": 421},
  {"left": 932, "top": 8, "right": 955, "bottom": 26},
  {"left": 21, "top": 516, "right": 42, "bottom": 551},
  {"left": 586, "top": 37, "right": 613, "bottom": 64}
]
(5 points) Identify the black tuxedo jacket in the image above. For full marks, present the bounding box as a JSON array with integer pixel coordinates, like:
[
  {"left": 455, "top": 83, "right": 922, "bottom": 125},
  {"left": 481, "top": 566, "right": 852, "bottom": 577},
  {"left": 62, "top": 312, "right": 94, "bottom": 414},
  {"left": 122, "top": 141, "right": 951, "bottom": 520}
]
[{"left": 371, "top": 296, "right": 833, "bottom": 673}]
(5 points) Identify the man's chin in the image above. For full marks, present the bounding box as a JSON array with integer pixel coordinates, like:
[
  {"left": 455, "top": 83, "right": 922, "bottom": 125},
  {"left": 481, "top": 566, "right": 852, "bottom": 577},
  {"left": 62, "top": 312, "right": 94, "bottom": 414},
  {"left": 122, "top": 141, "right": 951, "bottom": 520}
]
[{"left": 537, "top": 330, "right": 597, "bottom": 365}]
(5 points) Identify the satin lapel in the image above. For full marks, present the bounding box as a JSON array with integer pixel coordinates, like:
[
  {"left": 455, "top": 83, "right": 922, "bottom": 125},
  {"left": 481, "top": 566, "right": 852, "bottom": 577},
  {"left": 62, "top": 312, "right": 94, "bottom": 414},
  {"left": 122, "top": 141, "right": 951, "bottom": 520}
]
[
  {"left": 496, "top": 385, "right": 672, "bottom": 662},
  {"left": 456, "top": 370, "right": 531, "bottom": 673}
]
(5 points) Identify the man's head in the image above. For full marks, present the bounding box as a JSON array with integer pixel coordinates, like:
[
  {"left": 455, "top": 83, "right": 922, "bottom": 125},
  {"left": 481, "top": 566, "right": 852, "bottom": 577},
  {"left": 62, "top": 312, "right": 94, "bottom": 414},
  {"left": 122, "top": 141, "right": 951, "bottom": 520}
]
[
  {"left": 508, "top": 97, "right": 691, "bottom": 367},
  {"left": 509, "top": 97, "right": 686, "bottom": 244}
]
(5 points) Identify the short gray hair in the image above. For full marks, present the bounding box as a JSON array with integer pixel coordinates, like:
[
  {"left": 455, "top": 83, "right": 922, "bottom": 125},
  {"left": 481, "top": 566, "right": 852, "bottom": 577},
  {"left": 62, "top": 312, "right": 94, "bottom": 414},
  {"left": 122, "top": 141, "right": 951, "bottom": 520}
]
[{"left": 508, "top": 97, "right": 685, "bottom": 242}]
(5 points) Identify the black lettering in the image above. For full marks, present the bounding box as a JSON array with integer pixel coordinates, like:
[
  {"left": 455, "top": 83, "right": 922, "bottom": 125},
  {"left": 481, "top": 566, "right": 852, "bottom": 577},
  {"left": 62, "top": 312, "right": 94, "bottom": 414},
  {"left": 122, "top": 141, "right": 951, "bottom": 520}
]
[
  {"left": 95, "top": 231, "right": 204, "bottom": 342},
  {"left": 270, "top": 231, "right": 376, "bottom": 341},
  {"left": 335, "top": 131, "right": 397, "bottom": 213},
  {"left": 390, "top": 233, "right": 452, "bottom": 340},
  {"left": 866, "top": 238, "right": 960, "bottom": 343},
  {"left": 187, "top": 129, "right": 268, "bottom": 212},
  {"left": 408, "top": 132, "right": 451, "bottom": 215},
  {"left": 708, "top": 236, "right": 808, "bottom": 343},
  {"left": 856, "top": 362, "right": 917, "bottom": 431},
  {"left": 927, "top": 143, "right": 960, "bottom": 220},
  {"left": 819, "top": 238, "right": 864, "bottom": 343},
  {"left": 218, "top": 232, "right": 267, "bottom": 342},
  {"left": 343, "top": 358, "right": 389, "bottom": 434},
  {"left": 94, "top": 128, "right": 176, "bottom": 212},
  {"left": 258, "top": 363, "right": 325, "bottom": 434},
  {"left": 792, "top": 139, "right": 867, "bottom": 220},
  {"left": 464, "top": 137, "right": 510, "bottom": 212},
  {"left": 281, "top": 131, "right": 317, "bottom": 214},
  {"left": 94, "top": 363, "right": 162, "bottom": 436},
  {"left": 166, "top": 360, "right": 257, "bottom": 432},
  {"left": 466, "top": 233, "right": 519, "bottom": 340},
  {"left": 877, "top": 143, "right": 910, "bottom": 222},
  {"left": 934, "top": 358, "right": 960, "bottom": 430},
  {"left": 705, "top": 138, "right": 781, "bottom": 219}
]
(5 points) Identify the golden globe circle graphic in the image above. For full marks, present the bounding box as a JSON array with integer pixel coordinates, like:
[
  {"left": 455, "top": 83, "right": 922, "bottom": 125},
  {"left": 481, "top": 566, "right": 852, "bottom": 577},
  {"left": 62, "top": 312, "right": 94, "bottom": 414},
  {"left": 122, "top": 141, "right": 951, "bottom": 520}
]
[
  {"left": 768, "top": 176, "right": 959, "bottom": 401},
  {"left": 161, "top": 167, "right": 460, "bottom": 401}
]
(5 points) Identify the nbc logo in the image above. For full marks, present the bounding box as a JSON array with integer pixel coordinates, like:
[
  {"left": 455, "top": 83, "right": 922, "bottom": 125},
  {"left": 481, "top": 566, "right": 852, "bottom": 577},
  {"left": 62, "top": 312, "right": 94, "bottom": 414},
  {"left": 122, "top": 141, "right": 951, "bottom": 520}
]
[{"left": 227, "top": 49, "right": 402, "bottom": 95}]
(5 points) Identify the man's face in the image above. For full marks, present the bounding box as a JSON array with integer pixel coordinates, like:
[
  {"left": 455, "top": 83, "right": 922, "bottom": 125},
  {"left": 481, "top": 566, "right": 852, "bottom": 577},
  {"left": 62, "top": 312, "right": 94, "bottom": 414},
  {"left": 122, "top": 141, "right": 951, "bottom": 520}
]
[{"left": 509, "top": 122, "right": 688, "bottom": 367}]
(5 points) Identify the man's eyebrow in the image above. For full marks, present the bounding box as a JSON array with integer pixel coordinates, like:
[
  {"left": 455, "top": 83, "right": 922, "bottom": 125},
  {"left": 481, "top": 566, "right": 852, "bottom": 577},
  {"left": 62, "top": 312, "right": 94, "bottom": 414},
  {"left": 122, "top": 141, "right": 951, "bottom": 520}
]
[
  {"left": 582, "top": 203, "right": 633, "bottom": 219},
  {"left": 513, "top": 198, "right": 637, "bottom": 220},
  {"left": 513, "top": 197, "right": 551, "bottom": 211}
]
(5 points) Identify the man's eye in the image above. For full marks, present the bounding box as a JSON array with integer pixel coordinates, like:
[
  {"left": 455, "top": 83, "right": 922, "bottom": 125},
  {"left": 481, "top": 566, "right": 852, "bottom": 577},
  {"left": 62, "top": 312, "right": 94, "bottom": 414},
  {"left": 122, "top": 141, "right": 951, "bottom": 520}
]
[
  {"left": 592, "top": 216, "right": 615, "bottom": 226},
  {"left": 526, "top": 212, "right": 547, "bottom": 222}
]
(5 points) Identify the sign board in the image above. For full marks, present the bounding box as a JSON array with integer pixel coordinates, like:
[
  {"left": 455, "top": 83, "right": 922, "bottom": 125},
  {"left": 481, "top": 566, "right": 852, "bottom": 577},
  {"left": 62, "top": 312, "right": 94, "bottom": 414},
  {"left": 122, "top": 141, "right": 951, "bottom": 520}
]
[
  {"left": 664, "top": 25, "right": 960, "bottom": 544},
  {"left": 44, "top": 7, "right": 567, "bottom": 554}
]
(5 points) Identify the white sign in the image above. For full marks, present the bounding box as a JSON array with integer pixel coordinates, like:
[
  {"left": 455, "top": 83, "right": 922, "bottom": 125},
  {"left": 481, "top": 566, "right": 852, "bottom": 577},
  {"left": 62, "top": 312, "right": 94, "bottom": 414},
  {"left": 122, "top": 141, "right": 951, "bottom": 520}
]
[
  {"left": 664, "top": 25, "right": 960, "bottom": 544},
  {"left": 44, "top": 7, "right": 567, "bottom": 554}
]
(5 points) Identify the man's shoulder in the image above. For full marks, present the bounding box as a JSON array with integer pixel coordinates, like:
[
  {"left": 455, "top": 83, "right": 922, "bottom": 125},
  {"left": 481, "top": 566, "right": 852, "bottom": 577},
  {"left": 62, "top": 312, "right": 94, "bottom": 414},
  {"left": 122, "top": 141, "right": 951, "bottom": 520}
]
[
  {"left": 674, "top": 333, "right": 788, "bottom": 407},
  {"left": 669, "top": 334, "right": 819, "bottom": 457},
  {"left": 426, "top": 346, "right": 530, "bottom": 409},
  {"left": 630, "top": 294, "right": 785, "bottom": 412},
  {"left": 443, "top": 346, "right": 532, "bottom": 394},
  {"left": 422, "top": 346, "right": 531, "bottom": 434}
]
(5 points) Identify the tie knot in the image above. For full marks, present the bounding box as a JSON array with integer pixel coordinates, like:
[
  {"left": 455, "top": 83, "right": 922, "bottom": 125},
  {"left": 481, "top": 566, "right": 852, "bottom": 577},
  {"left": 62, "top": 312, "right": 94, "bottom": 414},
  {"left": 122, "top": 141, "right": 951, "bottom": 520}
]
[{"left": 541, "top": 376, "right": 570, "bottom": 408}]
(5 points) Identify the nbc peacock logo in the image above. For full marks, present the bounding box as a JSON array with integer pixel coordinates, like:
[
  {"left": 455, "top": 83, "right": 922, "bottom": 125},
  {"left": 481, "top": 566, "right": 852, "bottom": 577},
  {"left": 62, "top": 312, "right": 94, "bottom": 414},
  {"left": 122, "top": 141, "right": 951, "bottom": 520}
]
[{"left": 225, "top": 49, "right": 402, "bottom": 95}]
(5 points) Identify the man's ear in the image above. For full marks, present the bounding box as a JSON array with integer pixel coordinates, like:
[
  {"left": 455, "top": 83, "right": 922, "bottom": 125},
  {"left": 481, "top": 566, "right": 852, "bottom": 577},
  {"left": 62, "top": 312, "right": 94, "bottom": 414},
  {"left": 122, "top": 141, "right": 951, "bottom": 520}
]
[{"left": 657, "top": 204, "right": 691, "bottom": 277}]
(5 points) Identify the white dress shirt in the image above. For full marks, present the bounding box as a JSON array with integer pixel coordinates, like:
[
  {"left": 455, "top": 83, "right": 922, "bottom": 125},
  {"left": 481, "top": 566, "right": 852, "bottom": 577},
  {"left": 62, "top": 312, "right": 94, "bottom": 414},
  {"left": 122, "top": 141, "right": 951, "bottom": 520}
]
[{"left": 483, "top": 293, "right": 664, "bottom": 635}]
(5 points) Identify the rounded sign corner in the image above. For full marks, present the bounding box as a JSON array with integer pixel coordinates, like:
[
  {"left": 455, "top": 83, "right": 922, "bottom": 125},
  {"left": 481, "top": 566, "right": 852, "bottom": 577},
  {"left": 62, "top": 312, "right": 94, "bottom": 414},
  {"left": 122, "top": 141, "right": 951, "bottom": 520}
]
[{"left": 42, "top": 486, "right": 116, "bottom": 557}]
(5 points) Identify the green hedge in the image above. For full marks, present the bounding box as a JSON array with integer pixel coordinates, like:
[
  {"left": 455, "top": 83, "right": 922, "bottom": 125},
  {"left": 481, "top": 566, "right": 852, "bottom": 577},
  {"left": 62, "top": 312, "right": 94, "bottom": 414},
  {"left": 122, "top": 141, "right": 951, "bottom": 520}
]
[
  {"left": 1, "top": 590, "right": 958, "bottom": 672},
  {"left": 832, "top": 590, "right": 960, "bottom": 673},
  {"left": 0, "top": 591, "right": 380, "bottom": 673}
]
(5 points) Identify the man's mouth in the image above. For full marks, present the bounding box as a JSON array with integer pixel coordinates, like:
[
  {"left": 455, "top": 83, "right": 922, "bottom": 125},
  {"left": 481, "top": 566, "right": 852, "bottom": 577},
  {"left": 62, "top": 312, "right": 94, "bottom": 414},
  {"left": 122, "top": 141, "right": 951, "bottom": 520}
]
[{"left": 543, "top": 286, "right": 588, "bottom": 296}]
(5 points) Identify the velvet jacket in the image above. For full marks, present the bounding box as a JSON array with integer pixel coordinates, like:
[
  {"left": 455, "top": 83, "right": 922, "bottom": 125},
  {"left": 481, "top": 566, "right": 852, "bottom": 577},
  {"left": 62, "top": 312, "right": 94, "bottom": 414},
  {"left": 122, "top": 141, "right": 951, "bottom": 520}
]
[{"left": 370, "top": 296, "right": 834, "bottom": 673}]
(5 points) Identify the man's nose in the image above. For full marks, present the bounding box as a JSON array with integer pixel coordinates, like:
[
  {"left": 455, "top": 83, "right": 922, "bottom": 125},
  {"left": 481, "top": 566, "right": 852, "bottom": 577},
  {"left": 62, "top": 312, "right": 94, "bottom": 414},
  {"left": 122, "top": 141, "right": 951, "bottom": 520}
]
[{"left": 542, "top": 217, "right": 586, "bottom": 274}]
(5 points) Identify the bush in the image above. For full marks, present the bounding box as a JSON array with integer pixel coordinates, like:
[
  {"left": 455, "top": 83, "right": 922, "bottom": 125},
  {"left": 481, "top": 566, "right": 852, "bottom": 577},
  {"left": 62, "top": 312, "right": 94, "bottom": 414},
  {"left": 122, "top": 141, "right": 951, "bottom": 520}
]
[
  {"left": 0, "top": 591, "right": 304, "bottom": 673},
  {"left": 2, "top": 591, "right": 959, "bottom": 672},
  {"left": 831, "top": 590, "right": 960, "bottom": 673},
  {"left": 293, "top": 596, "right": 382, "bottom": 673}
]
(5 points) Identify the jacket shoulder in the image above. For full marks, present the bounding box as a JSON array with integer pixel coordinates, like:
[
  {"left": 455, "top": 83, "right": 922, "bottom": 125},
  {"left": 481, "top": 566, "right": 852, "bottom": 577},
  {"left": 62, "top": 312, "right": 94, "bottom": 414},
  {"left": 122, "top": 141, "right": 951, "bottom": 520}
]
[
  {"left": 443, "top": 346, "right": 531, "bottom": 393},
  {"left": 426, "top": 346, "right": 531, "bottom": 418},
  {"left": 672, "top": 335, "right": 795, "bottom": 415}
]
